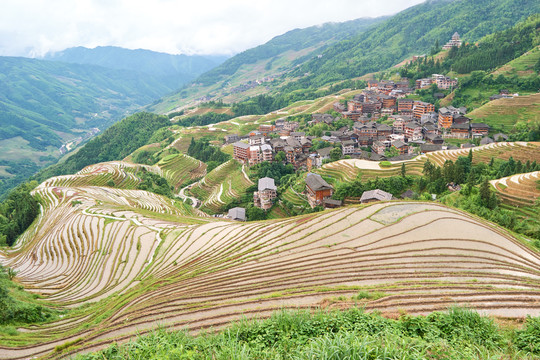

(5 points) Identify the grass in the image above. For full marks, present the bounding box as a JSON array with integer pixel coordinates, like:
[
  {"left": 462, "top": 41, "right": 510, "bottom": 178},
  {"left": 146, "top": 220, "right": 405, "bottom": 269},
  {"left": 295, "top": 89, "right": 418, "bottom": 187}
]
[
  {"left": 467, "top": 93, "right": 540, "bottom": 131},
  {"left": 74, "top": 307, "right": 540, "bottom": 359},
  {"left": 492, "top": 46, "right": 540, "bottom": 76}
]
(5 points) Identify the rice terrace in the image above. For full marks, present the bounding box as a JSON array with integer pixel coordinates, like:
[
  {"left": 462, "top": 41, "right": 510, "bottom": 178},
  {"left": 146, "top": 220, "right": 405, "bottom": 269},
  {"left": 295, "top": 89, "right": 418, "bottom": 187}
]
[
  {"left": 0, "top": 158, "right": 540, "bottom": 358},
  {"left": 1, "top": 1, "right": 540, "bottom": 359}
]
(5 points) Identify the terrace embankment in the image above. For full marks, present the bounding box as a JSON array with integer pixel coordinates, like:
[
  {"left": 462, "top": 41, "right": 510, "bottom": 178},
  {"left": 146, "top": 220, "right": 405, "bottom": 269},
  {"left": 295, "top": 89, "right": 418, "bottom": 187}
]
[{"left": 0, "top": 170, "right": 539, "bottom": 359}]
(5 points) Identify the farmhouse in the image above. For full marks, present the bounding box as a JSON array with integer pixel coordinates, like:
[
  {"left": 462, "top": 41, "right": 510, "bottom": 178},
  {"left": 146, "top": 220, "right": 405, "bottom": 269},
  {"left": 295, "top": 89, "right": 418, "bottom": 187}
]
[
  {"left": 254, "top": 177, "right": 277, "bottom": 210},
  {"left": 360, "top": 189, "right": 394, "bottom": 203},
  {"left": 227, "top": 207, "right": 246, "bottom": 221},
  {"left": 471, "top": 123, "right": 490, "bottom": 137},
  {"left": 392, "top": 140, "right": 409, "bottom": 155},
  {"left": 305, "top": 173, "right": 333, "bottom": 208}
]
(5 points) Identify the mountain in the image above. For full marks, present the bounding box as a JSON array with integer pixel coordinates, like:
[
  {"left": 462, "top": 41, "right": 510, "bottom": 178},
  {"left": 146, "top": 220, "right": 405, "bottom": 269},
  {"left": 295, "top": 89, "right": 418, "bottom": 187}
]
[
  {"left": 288, "top": 0, "right": 540, "bottom": 88},
  {"left": 147, "top": 17, "right": 386, "bottom": 113},
  {"left": 150, "top": 0, "right": 539, "bottom": 113},
  {"left": 44, "top": 46, "right": 228, "bottom": 89},
  {"left": 0, "top": 57, "right": 179, "bottom": 198}
]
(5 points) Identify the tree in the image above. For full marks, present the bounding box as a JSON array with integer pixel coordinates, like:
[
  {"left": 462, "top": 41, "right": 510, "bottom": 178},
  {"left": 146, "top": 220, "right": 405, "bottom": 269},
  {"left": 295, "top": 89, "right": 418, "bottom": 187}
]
[
  {"left": 275, "top": 151, "right": 285, "bottom": 163},
  {"left": 468, "top": 149, "right": 473, "bottom": 163},
  {"left": 330, "top": 147, "right": 342, "bottom": 162},
  {"left": 401, "top": 163, "right": 406, "bottom": 177}
]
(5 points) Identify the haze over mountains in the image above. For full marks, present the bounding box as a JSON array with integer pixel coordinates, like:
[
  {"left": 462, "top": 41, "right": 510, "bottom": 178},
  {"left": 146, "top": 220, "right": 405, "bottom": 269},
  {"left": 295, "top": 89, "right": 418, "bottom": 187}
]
[
  {"left": 43, "top": 46, "right": 229, "bottom": 89},
  {"left": 151, "top": 0, "right": 540, "bottom": 113}
]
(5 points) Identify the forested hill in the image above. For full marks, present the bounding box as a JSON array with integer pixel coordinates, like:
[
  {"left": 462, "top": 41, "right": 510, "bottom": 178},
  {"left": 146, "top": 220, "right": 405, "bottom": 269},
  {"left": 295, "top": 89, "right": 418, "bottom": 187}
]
[
  {"left": 0, "top": 57, "right": 178, "bottom": 198},
  {"left": 288, "top": 0, "right": 540, "bottom": 88},
  {"left": 44, "top": 46, "right": 228, "bottom": 89},
  {"left": 34, "top": 112, "right": 171, "bottom": 183},
  {"left": 147, "top": 17, "right": 385, "bottom": 113}
]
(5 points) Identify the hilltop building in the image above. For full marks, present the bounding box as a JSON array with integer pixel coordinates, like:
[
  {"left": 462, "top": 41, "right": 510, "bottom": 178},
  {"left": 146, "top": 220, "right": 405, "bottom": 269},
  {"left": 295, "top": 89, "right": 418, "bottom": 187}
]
[{"left": 443, "top": 32, "right": 462, "bottom": 50}]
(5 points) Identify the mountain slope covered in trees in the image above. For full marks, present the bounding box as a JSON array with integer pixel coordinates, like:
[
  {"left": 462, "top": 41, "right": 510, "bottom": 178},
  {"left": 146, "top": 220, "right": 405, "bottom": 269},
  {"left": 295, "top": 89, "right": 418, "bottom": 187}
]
[
  {"left": 148, "top": 17, "right": 385, "bottom": 113},
  {"left": 44, "top": 46, "right": 227, "bottom": 89},
  {"left": 0, "top": 57, "right": 183, "bottom": 197},
  {"left": 151, "top": 0, "right": 539, "bottom": 113},
  {"left": 289, "top": 0, "right": 540, "bottom": 88}
]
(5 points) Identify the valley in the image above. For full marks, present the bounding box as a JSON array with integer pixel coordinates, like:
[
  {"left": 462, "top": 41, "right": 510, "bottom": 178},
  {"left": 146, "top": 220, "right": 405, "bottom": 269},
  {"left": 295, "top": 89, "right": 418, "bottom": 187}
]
[{"left": 0, "top": 0, "right": 540, "bottom": 358}]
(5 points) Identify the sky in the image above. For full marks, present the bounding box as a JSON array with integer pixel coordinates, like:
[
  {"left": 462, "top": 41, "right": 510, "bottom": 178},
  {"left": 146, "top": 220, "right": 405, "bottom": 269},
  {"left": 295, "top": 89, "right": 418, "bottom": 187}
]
[{"left": 0, "top": 0, "right": 424, "bottom": 57}]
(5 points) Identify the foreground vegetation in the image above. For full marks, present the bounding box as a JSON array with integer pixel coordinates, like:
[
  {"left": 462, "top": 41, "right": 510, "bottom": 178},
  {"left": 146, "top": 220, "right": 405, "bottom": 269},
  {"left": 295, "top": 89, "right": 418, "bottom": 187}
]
[
  {"left": 0, "top": 265, "right": 60, "bottom": 334},
  {"left": 77, "top": 307, "right": 540, "bottom": 359}
]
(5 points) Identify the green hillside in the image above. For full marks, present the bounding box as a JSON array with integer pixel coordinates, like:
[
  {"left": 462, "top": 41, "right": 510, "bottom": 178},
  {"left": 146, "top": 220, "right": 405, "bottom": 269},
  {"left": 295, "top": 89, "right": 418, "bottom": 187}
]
[
  {"left": 147, "top": 17, "right": 384, "bottom": 113},
  {"left": 289, "top": 0, "right": 540, "bottom": 88},
  {"left": 0, "top": 57, "right": 181, "bottom": 197}
]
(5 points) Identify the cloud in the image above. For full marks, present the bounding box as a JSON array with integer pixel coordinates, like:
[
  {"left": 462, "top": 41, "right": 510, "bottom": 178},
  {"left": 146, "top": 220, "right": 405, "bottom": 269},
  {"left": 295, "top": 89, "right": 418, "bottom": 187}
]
[{"left": 0, "top": 0, "right": 424, "bottom": 57}]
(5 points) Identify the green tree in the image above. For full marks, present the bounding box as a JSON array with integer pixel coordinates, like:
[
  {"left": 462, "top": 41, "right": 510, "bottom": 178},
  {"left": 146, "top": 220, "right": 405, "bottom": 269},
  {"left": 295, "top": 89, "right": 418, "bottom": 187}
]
[
  {"left": 330, "top": 147, "right": 342, "bottom": 162},
  {"left": 401, "top": 163, "right": 406, "bottom": 177}
]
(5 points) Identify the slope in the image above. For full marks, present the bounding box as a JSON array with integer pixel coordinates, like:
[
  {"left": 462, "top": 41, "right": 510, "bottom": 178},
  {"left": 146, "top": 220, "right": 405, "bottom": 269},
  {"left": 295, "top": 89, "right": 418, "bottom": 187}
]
[
  {"left": 0, "top": 57, "right": 180, "bottom": 197},
  {"left": 290, "top": 0, "right": 540, "bottom": 89},
  {"left": 148, "top": 17, "right": 384, "bottom": 113},
  {"left": 44, "top": 46, "right": 227, "bottom": 89},
  {"left": 1, "top": 191, "right": 539, "bottom": 359}
]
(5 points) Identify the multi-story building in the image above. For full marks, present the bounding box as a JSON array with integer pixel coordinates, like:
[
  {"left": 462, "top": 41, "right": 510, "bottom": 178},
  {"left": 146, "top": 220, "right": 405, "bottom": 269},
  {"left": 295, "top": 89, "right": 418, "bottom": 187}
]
[
  {"left": 449, "top": 123, "right": 470, "bottom": 138},
  {"left": 404, "top": 122, "right": 423, "bottom": 141},
  {"left": 442, "top": 32, "right": 462, "bottom": 50},
  {"left": 471, "top": 123, "right": 489, "bottom": 137},
  {"left": 233, "top": 142, "right": 250, "bottom": 163},
  {"left": 248, "top": 146, "right": 261, "bottom": 166},
  {"left": 432, "top": 74, "right": 458, "bottom": 90},
  {"left": 342, "top": 140, "right": 355, "bottom": 155},
  {"left": 413, "top": 101, "right": 435, "bottom": 120},
  {"left": 305, "top": 173, "right": 333, "bottom": 208},
  {"left": 398, "top": 98, "right": 414, "bottom": 112},
  {"left": 261, "top": 144, "right": 273, "bottom": 162},
  {"left": 372, "top": 140, "right": 386, "bottom": 155},
  {"left": 254, "top": 177, "right": 277, "bottom": 210},
  {"left": 415, "top": 78, "right": 433, "bottom": 89}
]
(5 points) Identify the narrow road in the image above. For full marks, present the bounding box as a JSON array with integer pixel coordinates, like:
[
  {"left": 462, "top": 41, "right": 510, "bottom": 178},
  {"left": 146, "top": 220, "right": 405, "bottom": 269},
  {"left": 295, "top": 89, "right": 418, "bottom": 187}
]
[{"left": 178, "top": 183, "right": 201, "bottom": 208}]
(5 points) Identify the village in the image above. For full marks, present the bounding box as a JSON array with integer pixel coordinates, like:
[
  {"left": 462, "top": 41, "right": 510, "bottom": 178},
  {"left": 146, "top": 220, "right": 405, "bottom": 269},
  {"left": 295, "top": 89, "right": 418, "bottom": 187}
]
[{"left": 223, "top": 33, "right": 520, "bottom": 220}]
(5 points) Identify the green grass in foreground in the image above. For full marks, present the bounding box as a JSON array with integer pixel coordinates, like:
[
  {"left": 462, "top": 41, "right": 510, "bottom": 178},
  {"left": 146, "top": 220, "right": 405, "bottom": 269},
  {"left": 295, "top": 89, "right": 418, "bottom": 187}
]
[{"left": 76, "top": 307, "right": 540, "bottom": 359}]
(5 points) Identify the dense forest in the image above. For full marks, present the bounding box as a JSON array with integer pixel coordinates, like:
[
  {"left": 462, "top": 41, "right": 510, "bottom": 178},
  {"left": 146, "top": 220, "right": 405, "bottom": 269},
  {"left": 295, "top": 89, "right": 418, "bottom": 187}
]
[
  {"left": 287, "top": 0, "right": 539, "bottom": 89},
  {"left": 193, "top": 18, "right": 383, "bottom": 87},
  {"left": 34, "top": 112, "right": 171, "bottom": 183},
  {"left": 0, "top": 181, "right": 39, "bottom": 246},
  {"left": 187, "top": 138, "right": 230, "bottom": 172},
  {"left": 399, "top": 15, "right": 540, "bottom": 79}
]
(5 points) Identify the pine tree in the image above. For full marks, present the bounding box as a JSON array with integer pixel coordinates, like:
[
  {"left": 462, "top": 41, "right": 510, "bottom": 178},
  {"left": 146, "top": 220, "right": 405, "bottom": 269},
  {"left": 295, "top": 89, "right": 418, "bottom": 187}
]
[{"left": 401, "top": 163, "right": 406, "bottom": 177}]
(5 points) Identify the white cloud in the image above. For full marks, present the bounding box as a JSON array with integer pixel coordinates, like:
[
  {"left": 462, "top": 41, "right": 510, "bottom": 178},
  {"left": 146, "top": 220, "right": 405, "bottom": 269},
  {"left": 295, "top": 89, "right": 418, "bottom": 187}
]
[{"left": 0, "top": 0, "right": 424, "bottom": 57}]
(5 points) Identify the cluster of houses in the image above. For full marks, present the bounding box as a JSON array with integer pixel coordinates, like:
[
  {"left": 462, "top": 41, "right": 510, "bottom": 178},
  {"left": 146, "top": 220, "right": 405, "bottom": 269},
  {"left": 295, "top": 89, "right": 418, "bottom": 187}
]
[
  {"left": 226, "top": 170, "right": 397, "bottom": 221},
  {"left": 415, "top": 74, "right": 458, "bottom": 90},
  {"left": 221, "top": 32, "right": 510, "bottom": 221},
  {"left": 229, "top": 87, "right": 493, "bottom": 169}
]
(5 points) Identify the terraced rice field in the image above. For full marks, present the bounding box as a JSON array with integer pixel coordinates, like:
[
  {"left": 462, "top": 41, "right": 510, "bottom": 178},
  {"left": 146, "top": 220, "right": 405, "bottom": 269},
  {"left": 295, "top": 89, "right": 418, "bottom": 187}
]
[
  {"left": 1, "top": 198, "right": 540, "bottom": 359},
  {"left": 491, "top": 171, "right": 540, "bottom": 207},
  {"left": 156, "top": 154, "right": 207, "bottom": 192},
  {"left": 39, "top": 161, "right": 160, "bottom": 190},
  {"left": 317, "top": 142, "right": 539, "bottom": 182},
  {"left": 188, "top": 160, "right": 254, "bottom": 213},
  {"left": 467, "top": 93, "right": 540, "bottom": 129}
]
